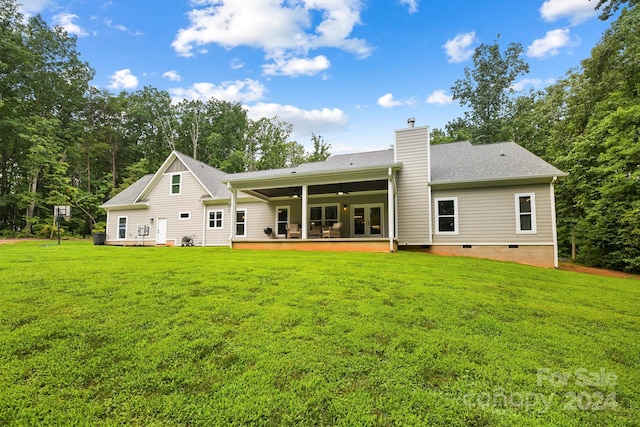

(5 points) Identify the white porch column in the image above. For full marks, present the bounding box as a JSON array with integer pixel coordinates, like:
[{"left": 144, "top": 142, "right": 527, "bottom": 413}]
[
  {"left": 229, "top": 188, "right": 237, "bottom": 248},
  {"left": 301, "top": 184, "right": 308, "bottom": 239},
  {"left": 388, "top": 168, "right": 395, "bottom": 252}
]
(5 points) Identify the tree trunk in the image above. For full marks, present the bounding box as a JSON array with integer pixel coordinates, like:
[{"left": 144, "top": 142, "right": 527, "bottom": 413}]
[{"left": 25, "top": 171, "right": 39, "bottom": 236}]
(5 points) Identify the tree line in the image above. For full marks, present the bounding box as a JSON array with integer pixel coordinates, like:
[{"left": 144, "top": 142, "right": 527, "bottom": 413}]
[
  {"left": 1, "top": 0, "right": 637, "bottom": 272},
  {"left": 0, "top": 0, "right": 330, "bottom": 239},
  {"left": 432, "top": 0, "right": 639, "bottom": 272}
]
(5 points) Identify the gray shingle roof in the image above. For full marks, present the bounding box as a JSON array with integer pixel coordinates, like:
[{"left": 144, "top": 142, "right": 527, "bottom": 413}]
[
  {"left": 224, "top": 149, "right": 396, "bottom": 182},
  {"left": 101, "top": 174, "right": 154, "bottom": 207},
  {"left": 430, "top": 141, "right": 565, "bottom": 183},
  {"left": 174, "top": 152, "right": 231, "bottom": 199}
]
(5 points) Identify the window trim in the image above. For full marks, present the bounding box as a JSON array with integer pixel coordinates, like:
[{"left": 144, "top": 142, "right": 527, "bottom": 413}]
[
  {"left": 515, "top": 193, "right": 537, "bottom": 234},
  {"left": 117, "top": 216, "right": 128, "bottom": 239},
  {"left": 235, "top": 208, "right": 247, "bottom": 237},
  {"left": 170, "top": 173, "right": 181, "bottom": 195},
  {"left": 309, "top": 203, "right": 340, "bottom": 226},
  {"left": 434, "top": 197, "right": 459, "bottom": 235},
  {"left": 178, "top": 211, "right": 191, "bottom": 221},
  {"left": 207, "top": 210, "right": 224, "bottom": 229}
]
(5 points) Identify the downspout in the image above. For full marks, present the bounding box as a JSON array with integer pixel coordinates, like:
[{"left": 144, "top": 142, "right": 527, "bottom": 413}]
[
  {"left": 388, "top": 167, "right": 395, "bottom": 252},
  {"left": 202, "top": 203, "right": 206, "bottom": 247},
  {"left": 550, "top": 176, "right": 559, "bottom": 268},
  {"left": 228, "top": 183, "right": 236, "bottom": 249}
]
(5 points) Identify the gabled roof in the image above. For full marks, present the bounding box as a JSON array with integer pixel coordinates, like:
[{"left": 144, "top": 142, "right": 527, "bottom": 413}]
[
  {"left": 173, "top": 152, "right": 231, "bottom": 199},
  {"left": 101, "top": 151, "right": 230, "bottom": 209},
  {"left": 224, "top": 149, "right": 397, "bottom": 183},
  {"left": 430, "top": 141, "right": 566, "bottom": 185},
  {"left": 100, "top": 174, "right": 154, "bottom": 208}
]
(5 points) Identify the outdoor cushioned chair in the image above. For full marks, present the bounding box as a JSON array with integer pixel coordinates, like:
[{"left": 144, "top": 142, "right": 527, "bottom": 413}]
[
  {"left": 322, "top": 222, "right": 342, "bottom": 238},
  {"left": 286, "top": 223, "right": 302, "bottom": 239}
]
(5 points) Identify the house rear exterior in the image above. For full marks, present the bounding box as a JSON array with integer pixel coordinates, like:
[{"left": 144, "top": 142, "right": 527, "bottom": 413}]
[{"left": 101, "top": 120, "right": 566, "bottom": 268}]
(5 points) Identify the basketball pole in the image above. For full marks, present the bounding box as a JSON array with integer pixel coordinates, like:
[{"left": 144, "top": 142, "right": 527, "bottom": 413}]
[{"left": 57, "top": 207, "right": 61, "bottom": 246}]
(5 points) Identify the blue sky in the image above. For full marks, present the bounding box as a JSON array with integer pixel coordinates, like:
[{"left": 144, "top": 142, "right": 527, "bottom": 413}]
[{"left": 20, "top": 0, "right": 613, "bottom": 154}]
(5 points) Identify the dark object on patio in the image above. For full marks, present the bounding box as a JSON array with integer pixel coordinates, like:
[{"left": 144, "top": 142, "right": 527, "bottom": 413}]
[
  {"left": 181, "top": 235, "right": 194, "bottom": 246},
  {"left": 264, "top": 227, "right": 273, "bottom": 235}
]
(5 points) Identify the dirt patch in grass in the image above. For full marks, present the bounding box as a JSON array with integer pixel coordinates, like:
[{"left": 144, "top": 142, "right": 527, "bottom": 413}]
[{"left": 559, "top": 261, "right": 639, "bottom": 280}]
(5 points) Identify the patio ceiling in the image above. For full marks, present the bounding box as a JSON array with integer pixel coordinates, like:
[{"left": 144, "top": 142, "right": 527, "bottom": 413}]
[{"left": 250, "top": 179, "right": 389, "bottom": 198}]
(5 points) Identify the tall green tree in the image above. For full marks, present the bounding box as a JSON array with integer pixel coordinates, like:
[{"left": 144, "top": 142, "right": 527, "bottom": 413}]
[{"left": 451, "top": 40, "right": 529, "bottom": 144}]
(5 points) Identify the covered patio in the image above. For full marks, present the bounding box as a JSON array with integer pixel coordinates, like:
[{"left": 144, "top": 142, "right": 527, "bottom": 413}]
[{"left": 223, "top": 151, "right": 402, "bottom": 252}]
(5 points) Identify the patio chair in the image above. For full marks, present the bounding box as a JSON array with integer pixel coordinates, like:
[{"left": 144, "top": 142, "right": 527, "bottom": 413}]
[
  {"left": 322, "top": 222, "right": 342, "bottom": 238},
  {"left": 286, "top": 223, "right": 302, "bottom": 239}
]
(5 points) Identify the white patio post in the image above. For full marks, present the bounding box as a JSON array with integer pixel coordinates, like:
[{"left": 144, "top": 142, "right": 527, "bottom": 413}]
[
  {"left": 301, "top": 184, "right": 308, "bottom": 239},
  {"left": 229, "top": 188, "right": 237, "bottom": 248},
  {"left": 388, "top": 169, "right": 395, "bottom": 252}
]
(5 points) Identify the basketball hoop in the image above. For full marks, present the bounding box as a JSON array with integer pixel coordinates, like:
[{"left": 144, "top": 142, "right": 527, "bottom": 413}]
[{"left": 53, "top": 206, "right": 71, "bottom": 245}]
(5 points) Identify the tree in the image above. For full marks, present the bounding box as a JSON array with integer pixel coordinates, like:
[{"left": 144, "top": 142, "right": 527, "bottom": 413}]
[
  {"left": 306, "top": 133, "right": 331, "bottom": 162},
  {"left": 594, "top": 0, "right": 638, "bottom": 20},
  {"left": 451, "top": 40, "right": 529, "bottom": 144}
]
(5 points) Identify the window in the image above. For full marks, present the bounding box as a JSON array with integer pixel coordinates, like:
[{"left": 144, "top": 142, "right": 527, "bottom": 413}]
[
  {"left": 236, "top": 209, "right": 246, "bottom": 237},
  {"left": 276, "top": 206, "right": 289, "bottom": 236},
  {"left": 515, "top": 193, "right": 537, "bottom": 234},
  {"left": 117, "top": 216, "right": 127, "bottom": 239},
  {"left": 179, "top": 211, "right": 190, "bottom": 220},
  {"left": 435, "top": 197, "right": 458, "bottom": 235},
  {"left": 309, "top": 204, "right": 339, "bottom": 226},
  {"left": 170, "top": 173, "right": 181, "bottom": 194},
  {"left": 208, "top": 210, "right": 223, "bottom": 229}
]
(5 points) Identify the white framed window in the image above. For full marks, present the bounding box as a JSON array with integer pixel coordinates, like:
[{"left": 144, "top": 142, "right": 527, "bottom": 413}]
[
  {"left": 435, "top": 197, "right": 458, "bottom": 235},
  {"left": 117, "top": 216, "right": 127, "bottom": 239},
  {"left": 515, "top": 193, "right": 537, "bottom": 234},
  {"left": 208, "top": 210, "right": 223, "bottom": 229},
  {"left": 170, "top": 173, "right": 181, "bottom": 195},
  {"left": 275, "top": 206, "right": 289, "bottom": 237},
  {"left": 178, "top": 211, "right": 191, "bottom": 220},
  {"left": 309, "top": 204, "right": 339, "bottom": 227},
  {"left": 236, "top": 209, "right": 246, "bottom": 237}
]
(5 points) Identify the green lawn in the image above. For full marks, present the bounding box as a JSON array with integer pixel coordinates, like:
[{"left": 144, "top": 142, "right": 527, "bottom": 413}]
[{"left": 0, "top": 241, "right": 638, "bottom": 426}]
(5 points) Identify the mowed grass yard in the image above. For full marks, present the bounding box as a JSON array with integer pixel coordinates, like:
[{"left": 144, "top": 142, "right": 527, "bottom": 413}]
[{"left": 0, "top": 241, "right": 638, "bottom": 426}]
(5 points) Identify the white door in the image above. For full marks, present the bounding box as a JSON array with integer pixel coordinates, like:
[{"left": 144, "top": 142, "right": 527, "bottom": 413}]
[
  {"left": 157, "top": 218, "right": 167, "bottom": 244},
  {"left": 351, "top": 204, "right": 384, "bottom": 237}
]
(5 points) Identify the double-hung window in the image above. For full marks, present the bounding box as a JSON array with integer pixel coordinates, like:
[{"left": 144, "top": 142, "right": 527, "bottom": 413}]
[
  {"left": 208, "top": 210, "right": 223, "bottom": 229},
  {"left": 236, "top": 209, "right": 246, "bottom": 237},
  {"left": 435, "top": 197, "right": 458, "bottom": 235},
  {"left": 170, "top": 174, "right": 181, "bottom": 195},
  {"left": 515, "top": 193, "right": 537, "bottom": 234},
  {"left": 117, "top": 216, "right": 127, "bottom": 239}
]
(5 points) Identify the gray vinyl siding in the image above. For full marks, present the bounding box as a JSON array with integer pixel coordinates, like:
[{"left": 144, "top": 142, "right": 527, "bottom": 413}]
[
  {"left": 431, "top": 183, "right": 554, "bottom": 244},
  {"left": 106, "top": 170, "right": 208, "bottom": 245},
  {"left": 204, "top": 201, "right": 273, "bottom": 245},
  {"left": 395, "top": 126, "right": 431, "bottom": 244}
]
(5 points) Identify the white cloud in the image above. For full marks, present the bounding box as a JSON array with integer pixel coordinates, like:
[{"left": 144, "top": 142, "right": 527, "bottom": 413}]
[
  {"left": 263, "top": 55, "right": 331, "bottom": 77},
  {"left": 540, "top": 0, "right": 598, "bottom": 25},
  {"left": 400, "top": 0, "right": 418, "bottom": 14},
  {"left": 108, "top": 69, "right": 139, "bottom": 90},
  {"left": 246, "top": 102, "right": 349, "bottom": 140},
  {"left": 511, "top": 78, "right": 556, "bottom": 92},
  {"left": 377, "top": 93, "right": 415, "bottom": 108},
  {"left": 52, "top": 13, "right": 88, "bottom": 37},
  {"left": 162, "top": 70, "right": 181, "bottom": 82},
  {"left": 169, "top": 79, "right": 266, "bottom": 103},
  {"left": 443, "top": 31, "right": 476, "bottom": 63},
  {"left": 527, "top": 29, "right": 573, "bottom": 58},
  {"left": 426, "top": 90, "right": 453, "bottom": 105},
  {"left": 230, "top": 58, "right": 245, "bottom": 70},
  {"left": 18, "top": 0, "right": 55, "bottom": 16},
  {"left": 172, "top": 0, "right": 372, "bottom": 61},
  {"left": 104, "top": 17, "right": 143, "bottom": 35}
]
